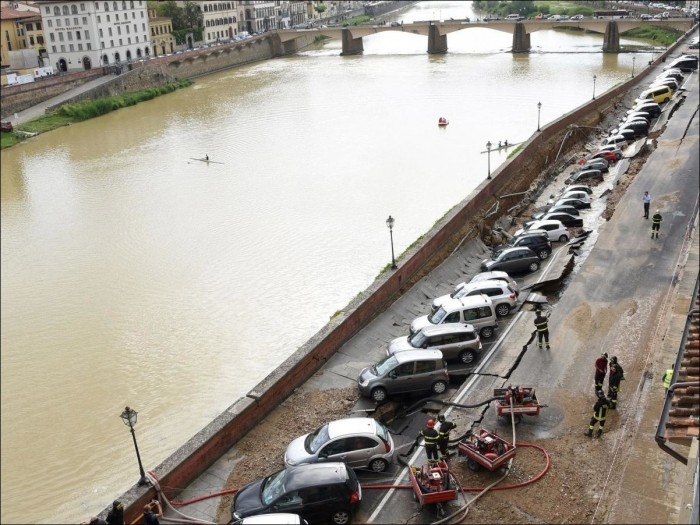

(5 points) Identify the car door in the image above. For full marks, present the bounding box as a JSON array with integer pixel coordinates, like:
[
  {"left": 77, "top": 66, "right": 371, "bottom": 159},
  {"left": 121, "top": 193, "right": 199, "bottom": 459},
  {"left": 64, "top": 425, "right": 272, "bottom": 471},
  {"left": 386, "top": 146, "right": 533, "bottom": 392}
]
[
  {"left": 442, "top": 310, "right": 461, "bottom": 325},
  {"left": 296, "top": 485, "right": 344, "bottom": 524},
  {"left": 319, "top": 436, "right": 376, "bottom": 469},
  {"left": 271, "top": 489, "right": 306, "bottom": 517},
  {"left": 432, "top": 333, "right": 458, "bottom": 361},
  {"left": 390, "top": 361, "right": 417, "bottom": 394}
]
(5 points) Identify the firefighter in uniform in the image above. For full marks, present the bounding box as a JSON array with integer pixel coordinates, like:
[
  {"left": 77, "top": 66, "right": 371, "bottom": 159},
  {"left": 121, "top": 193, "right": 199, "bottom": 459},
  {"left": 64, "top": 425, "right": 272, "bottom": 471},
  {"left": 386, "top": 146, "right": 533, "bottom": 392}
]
[
  {"left": 607, "top": 356, "right": 624, "bottom": 410},
  {"left": 651, "top": 209, "right": 663, "bottom": 239},
  {"left": 585, "top": 390, "right": 612, "bottom": 438},
  {"left": 594, "top": 353, "right": 608, "bottom": 393},
  {"left": 436, "top": 414, "right": 456, "bottom": 460},
  {"left": 533, "top": 309, "right": 550, "bottom": 349},
  {"left": 663, "top": 365, "right": 674, "bottom": 392},
  {"left": 420, "top": 419, "right": 440, "bottom": 463}
]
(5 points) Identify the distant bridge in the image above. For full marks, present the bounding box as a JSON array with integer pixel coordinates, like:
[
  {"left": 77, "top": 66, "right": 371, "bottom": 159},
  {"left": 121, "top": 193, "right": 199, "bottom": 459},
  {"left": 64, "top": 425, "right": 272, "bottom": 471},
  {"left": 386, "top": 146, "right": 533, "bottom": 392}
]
[{"left": 275, "top": 18, "right": 697, "bottom": 55}]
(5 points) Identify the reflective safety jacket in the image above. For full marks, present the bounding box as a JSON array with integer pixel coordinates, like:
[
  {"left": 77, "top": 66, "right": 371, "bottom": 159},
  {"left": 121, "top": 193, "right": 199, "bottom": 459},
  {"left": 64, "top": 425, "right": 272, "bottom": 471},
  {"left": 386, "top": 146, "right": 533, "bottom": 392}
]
[
  {"left": 663, "top": 369, "right": 673, "bottom": 389},
  {"left": 652, "top": 213, "right": 663, "bottom": 225},
  {"left": 592, "top": 397, "right": 611, "bottom": 421},
  {"left": 609, "top": 364, "right": 624, "bottom": 388},
  {"left": 534, "top": 314, "right": 549, "bottom": 332},
  {"left": 437, "top": 421, "right": 456, "bottom": 439},
  {"left": 421, "top": 427, "right": 439, "bottom": 445}
]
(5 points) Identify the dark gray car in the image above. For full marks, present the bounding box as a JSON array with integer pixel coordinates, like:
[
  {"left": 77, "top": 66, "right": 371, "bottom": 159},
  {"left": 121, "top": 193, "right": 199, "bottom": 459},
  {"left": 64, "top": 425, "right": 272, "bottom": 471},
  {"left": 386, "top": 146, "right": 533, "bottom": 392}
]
[{"left": 480, "top": 247, "right": 540, "bottom": 274}]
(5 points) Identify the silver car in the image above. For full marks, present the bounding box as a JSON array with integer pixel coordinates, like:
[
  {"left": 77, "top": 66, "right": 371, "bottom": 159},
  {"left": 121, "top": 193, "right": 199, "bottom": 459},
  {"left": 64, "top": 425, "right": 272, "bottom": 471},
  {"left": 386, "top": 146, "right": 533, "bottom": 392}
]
[
  {"left": 283, "top": 417, "right": 395, "bottom": 473},
  {"left": 388, "top": 324, "right": 482, "bottom": 364}
]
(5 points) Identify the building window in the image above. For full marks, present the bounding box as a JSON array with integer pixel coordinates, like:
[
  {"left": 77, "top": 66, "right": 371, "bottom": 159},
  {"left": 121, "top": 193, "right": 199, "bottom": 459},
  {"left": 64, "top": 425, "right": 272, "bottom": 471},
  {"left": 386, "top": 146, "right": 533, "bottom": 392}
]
[
  {"left": 68, "top": 32, "right": 73, "bottom": 41},
  {"left": 78, "top": 43, "right": 83, "bottom": 50},
  {"left": 99, "top": 28, "right": 103, "bottom": 37},
  {"left": 135, "top": 35, "right": 138, "bottom": 42},
  {"left": 128, "top": 37, "right": 131, "bottom": 44},
  {"left": 26, "top": 23, "right": 34, "bottom": 31},
  {"left": 69, "top": 43, "right": 74, "bottom": 51},
  {"left": 106, "top": 14, "right": 110, "bottom": 21},
  {"left": 116, "top": 13, "right": 119, "bottom": 20},
  {"left": 60, "top": 44, "right": 65, "bottom": 51},
  {"left": 130, "top": 0, "right": 134, "bottom": 7},
  {"left": 83, "top": 17, "right": 87, "bottom": 24},
  {"left": 110, "top": 39, "right": 114, "bottom": 46},
  {"left": 50, "top": 33, "right": 55, "bottom": 42},
  {"left": 119, "top": 38, "right": 122, "bottom": 45},
  {"left": 29, "top": 35, "right": 35, "bottom": 45},
  {"left": 51, "top": 45, "right": 57, "bottom": 52},
  {"left": 104, "top": 2, "right": 109, "bottom": 11},
  {"left": 85, "top": 30, "right": 90, "bottom": 39},
  {"left": 56, "top": 19, "right": 61, "bottom": 27},
  {"left": 76, "top": 31, "right": 82, "bottom": 40},
  {"left": 87, "top": 42, "right": 91, "bottom": 50},
  {"left": 81, "top": 3, "right": 86, "bottom": 11},
  {"left": 108, "top": 27, "right": 112, "bottom": 36},
  {"left": 59, "top": 32, "right": 64, "bottom": 41},
  {"left": 63, "top": 5, "right": 69, "bottom": 15},
  {"left": 38, "top": 36, "right": 44, "bottom": 44},
  {"left": 74, "top": 18, "right": 79, "bottom": 25},
  {"left": 122, "top": 0, "right": 126, "bottom": 9},
  {"left": 65, "top": 18, "right": 70, "bottom": 26},
  {"left": 113, "top": 1, "right": 117, "bottom": 10},
  {"left": 126, "top": 25, "right": 129, "bottom": 33},
  {"left": 97, "top": 15, "right": 100, "bottom": 22},
  {"left": 117, "top": 26, "right": 121, "bottom": 35},
  {"left": 48, "top": 19, "right": 53, "bottom": 27},
  {"left": 54, "top": 6, "right": 60, "bottom": 15},
  {"left": 45, "top": 6, "right": 50, "bottom": 14},
  {"left": 72, "top": 4, "right": 78, "bottom": 14}
]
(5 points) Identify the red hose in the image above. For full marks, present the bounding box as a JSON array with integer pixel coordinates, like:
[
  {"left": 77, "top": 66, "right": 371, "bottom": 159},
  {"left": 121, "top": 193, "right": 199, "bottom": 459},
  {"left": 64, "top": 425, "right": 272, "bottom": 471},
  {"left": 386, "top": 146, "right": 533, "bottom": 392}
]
[
  {"left": 361, "top": 442, "right": 550, "bottom": 492},
  {"left": 169, "top": 488, "right": 239, "bottom": 507}
]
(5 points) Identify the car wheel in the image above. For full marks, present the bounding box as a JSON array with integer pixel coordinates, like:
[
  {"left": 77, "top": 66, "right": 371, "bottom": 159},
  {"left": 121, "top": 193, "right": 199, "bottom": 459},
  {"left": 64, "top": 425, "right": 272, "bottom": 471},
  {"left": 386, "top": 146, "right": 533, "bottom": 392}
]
[
  {"left": 558, "top": 234, "right": 569, "bottom": 242},
  {"left": 371, "top": 387, "right": 388, "bottom": 404},
  {"left": 480, "top": 326, "right": 495, "bottom": 339},
  {"left": 537, "top": 249, "right": 550, "bottom": 260},
  {"left": 459, "top": 349, "right": 477, "bottom": 364},
  {"left": 431, "top": 380, "right": 448, "bottom": 395},
  {"left": 369, "top": 458, "right": 389, "bottom": 473},
  {"left": 330, "top": 510, "right": 351, "bottom": 525},
  {"left": 528, "top": 261, "right": 540, "bottom": 272},
  {"left": 495, "top": 303, "right": 511, "bottom": 317}
]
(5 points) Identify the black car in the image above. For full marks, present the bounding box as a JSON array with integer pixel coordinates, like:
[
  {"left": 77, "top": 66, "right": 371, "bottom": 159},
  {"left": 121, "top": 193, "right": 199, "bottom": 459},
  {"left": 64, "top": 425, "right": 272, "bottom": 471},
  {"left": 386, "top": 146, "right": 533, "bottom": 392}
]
[
  {"left": 481, "top": 246, "right": 541, "bottom": 274},
  {"left": 493, "top": 233, "right": 552, "bottom": 260},
  {"left": 232, "top": 462, "right": 361, "bottom": 524},
  {"left": 582, "top": 160, "right": 609, "bottom": 173},
  {"left": 554, "top": 198, "right": 591, "bottom": 210},
  {"left": 630, "top": 102, "right": 661, "bottom": 118},
  {"left": 530, "top": 212, "right": 584, "bottom": 228}
]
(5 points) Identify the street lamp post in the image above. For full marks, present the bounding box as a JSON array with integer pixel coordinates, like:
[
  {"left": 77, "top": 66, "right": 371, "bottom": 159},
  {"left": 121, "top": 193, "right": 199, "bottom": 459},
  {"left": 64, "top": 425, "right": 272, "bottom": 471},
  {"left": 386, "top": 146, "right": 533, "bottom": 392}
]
[
  {"left": 386, "top": 215, "right": 397, "bottom": 270},
  {"left": 631, "top": 55, "right": 636, "bottom": 77},
  {"left": 537, "top": 101, "right": 542, "bottom": 132},
  {"left": 592, "top": 75, "right": 597, "bottom": 100},
  {"left": 120, "top": 406, "right": 148, "bottom": 486},
  {"left": 486, "top": 141, "right": 492, "bottom": 179}
]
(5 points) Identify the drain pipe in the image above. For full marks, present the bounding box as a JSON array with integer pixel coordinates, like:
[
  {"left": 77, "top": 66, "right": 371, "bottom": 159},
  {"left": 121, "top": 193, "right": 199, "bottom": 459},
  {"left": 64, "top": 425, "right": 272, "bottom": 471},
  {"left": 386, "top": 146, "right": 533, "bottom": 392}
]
[{"left": 655, "top": 381, "right": 697, "bottom": 465}]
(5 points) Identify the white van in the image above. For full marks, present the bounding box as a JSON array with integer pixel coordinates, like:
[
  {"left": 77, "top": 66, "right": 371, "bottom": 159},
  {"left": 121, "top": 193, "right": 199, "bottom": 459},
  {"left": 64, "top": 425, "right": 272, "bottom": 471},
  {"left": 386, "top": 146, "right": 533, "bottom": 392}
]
[
  {"left": 410, "top": 295, "right": 498, "bottom": 339},
  {"left": 505, "top": 14, "right": 523, "bottom": 21}
]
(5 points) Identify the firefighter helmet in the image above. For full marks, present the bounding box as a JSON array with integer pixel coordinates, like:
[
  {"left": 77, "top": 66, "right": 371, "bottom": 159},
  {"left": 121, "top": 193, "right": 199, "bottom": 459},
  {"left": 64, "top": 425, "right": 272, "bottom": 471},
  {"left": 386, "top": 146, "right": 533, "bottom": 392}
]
[
  {"left": 597, "top": 389, "right": 606, "bottom": 398},
  {"left": 426, "top": 419, "right": 435, "bottom": 428},
  {"left": 610, "top": 356, "right": 618, "bottom": 364},
  {"left": 602, "top": 352, "right": 608, "bottom": 358},
  {"left": 438, "top": 414, "right": 446, "bottom": 423}
]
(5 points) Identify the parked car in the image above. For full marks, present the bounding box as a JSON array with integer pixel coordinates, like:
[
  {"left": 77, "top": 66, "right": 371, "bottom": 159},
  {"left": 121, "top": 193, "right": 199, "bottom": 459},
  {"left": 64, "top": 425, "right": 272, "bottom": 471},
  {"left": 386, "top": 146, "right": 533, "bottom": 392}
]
[
  {"left": 612, "top": 122, "right": 649, "bottom": 138},
  {"left": 631, "top": 101, "right": 661, "bottom": 117},
  {"left": 554, "top": 190, "right": 591, "bottom": 205},
  {"left": 581, "top": 159, "right": 609, "bottom": 172},
  {"left": 388, "top": 324, "right": 483, "bottom": 364},
  {"left": 531, "top": 205, "right": 579, "bottom": 221},
  {"left": 622, "top": 112, "right": 651, "bottom": 124},
  {"left": 493, "top": 230, "right": 552, "bottom": 261},
  {"left": 663, "top": 55, "right": 698, "bottom": 72},
  {"left": 530, "top": 212, "right": 584, "bottom": 228},
  {"left": 0, "top": 121, "right": 13, "bottom": 133},
  {"left": 568, "top": 168, "right": 603, "bottom": 184},
  {"left": 284, "top": 417, "right": 395, "bottom": 472},
  {"left": 596, "top": 143, "right": 627, "bottom": 155},
  {"left": 411, "top": 295, "right": 498, "bottom": 338},
  {"left": 468, "top": 271, "right": 520, "bottom": 293},
  {"left": 431, "top": 279, "right": 519, "bottom": 316},
  {"left": 231, "top": 462, "right": 361, "bottom": 524},
  {"left": 559, "top": 184, "right": 593, "bottom": 195},
  {"left": 514, "top": 219, "right": 570, "bottom": 242},
  {"left": 601, "top": 134, "right": 630, "bottom": 148},
  {"left": 237, "top": 513, "right": 306, "bottom": 525},
  {"left": 480, "top": 246, "right": 541, "bottom": 275},
  {"left": 656, "top": 68, "right": 684, "bottom": 82},
  {"left": 590, "top": 149, "right": 618, "bottom": 162},
  {"left": 650, "top": 78, "right": 680, "bottom": 91},
  {"left": 357, "top": 348, "right": 449, "bottom": 402},
  {"left": 554, "top": 198, "right": 591, "bottom": 210},
  {"left": 570, "top": 14, "right": 584, "bottom": 20}
]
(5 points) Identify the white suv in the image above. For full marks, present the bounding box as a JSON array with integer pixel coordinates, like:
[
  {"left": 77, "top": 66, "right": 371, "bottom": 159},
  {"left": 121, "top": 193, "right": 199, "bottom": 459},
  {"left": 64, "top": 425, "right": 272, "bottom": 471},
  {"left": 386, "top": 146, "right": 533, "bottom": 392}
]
[
  {"left": 432, "top": 280, "right": 518, "bottom": 317},
  {"left": 514, "top": 219, "right": 570, "bottom": 243}
]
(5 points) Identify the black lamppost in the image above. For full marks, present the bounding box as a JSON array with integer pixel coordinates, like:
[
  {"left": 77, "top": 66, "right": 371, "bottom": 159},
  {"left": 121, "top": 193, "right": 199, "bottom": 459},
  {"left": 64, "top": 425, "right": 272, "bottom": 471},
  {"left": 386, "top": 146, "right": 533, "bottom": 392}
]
[
  {"left": 631, "top": 55, "right": 636, "bottom": 77},
  {"left": 486, "top": 141, "right": 492, "bottom": 179},
  {"left": 537, "top": 101, "right": 542, "bottom": 132},
  {"left": 386, "top": 215, "right": 397, "bottom": 270},
  {"left": 120, "top": 406, "right": 148, "bottom": 486},
  {"left": 592, "top": 75, "right": 597, "bottom": 100}
]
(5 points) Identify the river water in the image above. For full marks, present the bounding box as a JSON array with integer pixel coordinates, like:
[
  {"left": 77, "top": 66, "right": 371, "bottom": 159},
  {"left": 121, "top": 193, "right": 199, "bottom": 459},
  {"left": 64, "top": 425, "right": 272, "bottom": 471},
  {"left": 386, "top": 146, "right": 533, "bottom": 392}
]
[{"left": 0, "top": 2, "right": 654, "bottom": 523}]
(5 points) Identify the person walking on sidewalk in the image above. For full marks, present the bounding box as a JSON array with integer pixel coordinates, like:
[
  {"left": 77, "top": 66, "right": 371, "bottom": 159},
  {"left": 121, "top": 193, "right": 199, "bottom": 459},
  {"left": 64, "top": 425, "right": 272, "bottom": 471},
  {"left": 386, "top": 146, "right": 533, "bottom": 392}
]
[
  {"left": 651, "top": 209, "right": 663, "bottom": 239},
  {"left": 608, "top": 356, "right": 625, "bottom": 410},
  {"left": 643, "top": 191, "right": 651, "bottom": 219},
  {"left": 534, "top": 309, "right": 550, "bottom": 349},
  {"left": 594, "top": 353, "right": 608, "bottom": 393},
  {"left": 585, "top": 390, "right": 612, "bottom": 438}
]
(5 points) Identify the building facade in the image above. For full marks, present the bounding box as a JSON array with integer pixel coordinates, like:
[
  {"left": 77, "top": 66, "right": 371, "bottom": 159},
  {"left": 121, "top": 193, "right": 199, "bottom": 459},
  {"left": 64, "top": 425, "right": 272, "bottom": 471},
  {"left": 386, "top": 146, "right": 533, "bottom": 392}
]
[
  {"left": 148, "top": 9, "right": 173, "bottom": 56},
  {"left": 201, "top": 0, "right": 238, "bottom": 43},
  {"left": 39, "top": 0, "right": 150, "bottom": 72},
  {"left": 0, "top": 6, "right": 35, "bottom": 69}
]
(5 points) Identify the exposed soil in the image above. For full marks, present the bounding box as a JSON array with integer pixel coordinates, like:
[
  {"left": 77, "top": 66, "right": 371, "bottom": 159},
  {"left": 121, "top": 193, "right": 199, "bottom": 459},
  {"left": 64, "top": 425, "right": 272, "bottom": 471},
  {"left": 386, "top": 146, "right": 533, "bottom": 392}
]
[{"left": 215, "top": 83, "right": 668, "bottom": 525}]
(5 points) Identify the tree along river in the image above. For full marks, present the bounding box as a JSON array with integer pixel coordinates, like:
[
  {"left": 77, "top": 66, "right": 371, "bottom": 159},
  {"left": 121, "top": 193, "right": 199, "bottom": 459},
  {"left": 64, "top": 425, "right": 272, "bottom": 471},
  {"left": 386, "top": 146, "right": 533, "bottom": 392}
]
[{"left": 0, "top": 1, "right": 658, "bottom": 522}]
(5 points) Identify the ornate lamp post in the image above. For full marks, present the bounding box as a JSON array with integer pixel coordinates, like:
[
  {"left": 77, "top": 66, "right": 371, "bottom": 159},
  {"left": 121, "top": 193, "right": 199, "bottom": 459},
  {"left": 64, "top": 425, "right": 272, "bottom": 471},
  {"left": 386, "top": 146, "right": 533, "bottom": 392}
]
[
  {"left": 537, "top": 101, "right": 542, "bottom": 132},
  {"left": 631, "top": 55, "right": 636, "bottom": 77},
  {"left": 386, "top": 215, "right": 397, "bottom": 270},
  {"left": 592, "top": 75, "right": 597, "bottom": 100},
  {"left": 486, "top": 141, "right": 492, "bottom": 179},
  {"left": 120, "top": 406, "right": 148, "bottom": 486}
]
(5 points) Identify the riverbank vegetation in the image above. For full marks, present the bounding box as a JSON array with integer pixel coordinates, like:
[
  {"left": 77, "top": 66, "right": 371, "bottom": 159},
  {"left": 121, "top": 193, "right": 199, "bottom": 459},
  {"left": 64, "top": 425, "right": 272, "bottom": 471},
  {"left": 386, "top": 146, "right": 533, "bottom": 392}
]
[{"left": 1, "top": 79, "right": 191, "bottom": 150}]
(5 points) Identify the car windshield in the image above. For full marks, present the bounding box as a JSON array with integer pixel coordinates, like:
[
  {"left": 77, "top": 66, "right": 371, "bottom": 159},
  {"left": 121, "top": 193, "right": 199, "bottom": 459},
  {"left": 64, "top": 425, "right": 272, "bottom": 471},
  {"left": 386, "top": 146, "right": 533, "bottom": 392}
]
[
  {"left": 428, "top": 308, "right": 447, "bottom": 324},
  {"left": 375, "top": 421, "right": 390, "bottom": 446},
  {"left": 450, "top": 284, "right": 466, "bottom": 299},
  {"left": 261, "top": 469, "right": 287, "bottom": 505},
  {"left": 373, "top": 354, "right": 399, "bottom": 376},
  {"left": 306, "top": 423, "right": 331, "bottom": 453},
  {"left": 408, "top": 331, "right": 428, "bottom": 348}
]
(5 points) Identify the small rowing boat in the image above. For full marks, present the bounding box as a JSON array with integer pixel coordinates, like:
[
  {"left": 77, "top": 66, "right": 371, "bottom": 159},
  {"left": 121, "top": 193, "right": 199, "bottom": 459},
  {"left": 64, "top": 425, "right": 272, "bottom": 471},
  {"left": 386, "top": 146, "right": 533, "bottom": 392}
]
[{"left": 190, "top": 157, "right": 225, "bottom": 164}]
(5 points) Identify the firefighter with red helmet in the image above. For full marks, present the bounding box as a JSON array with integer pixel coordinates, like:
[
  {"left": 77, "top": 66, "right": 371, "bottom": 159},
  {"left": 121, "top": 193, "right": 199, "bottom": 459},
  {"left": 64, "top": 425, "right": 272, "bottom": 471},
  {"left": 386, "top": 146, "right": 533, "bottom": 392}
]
[{"left": 420, "top": 418, "right": 440, "bottom": 463}]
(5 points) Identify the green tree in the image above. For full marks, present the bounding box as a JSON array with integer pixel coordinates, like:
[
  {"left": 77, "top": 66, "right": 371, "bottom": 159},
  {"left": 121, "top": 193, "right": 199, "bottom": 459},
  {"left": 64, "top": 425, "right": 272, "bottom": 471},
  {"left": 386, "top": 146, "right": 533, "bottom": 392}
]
[
  {"left": 182, "top": 1, "right": 203, "bottom": 29},
  {"left": 315, "top": 3, "right": 327, "bottom": 15}
]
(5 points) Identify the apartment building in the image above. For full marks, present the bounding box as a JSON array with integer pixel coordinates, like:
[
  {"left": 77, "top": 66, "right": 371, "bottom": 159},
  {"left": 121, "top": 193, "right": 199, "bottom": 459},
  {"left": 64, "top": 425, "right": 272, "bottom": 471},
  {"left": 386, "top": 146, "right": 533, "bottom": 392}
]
[
  {"left": 39, "top": 0, "right": 150, "bottom": 72},
  {"left": 201, "top": 0, "right": 238, "bottom": 43},
  {"left": 0, "top": 5, "right": 36, "bottom": 69},
  {"left": 148, "top": 9, "right": 173, "bottom": 56}
]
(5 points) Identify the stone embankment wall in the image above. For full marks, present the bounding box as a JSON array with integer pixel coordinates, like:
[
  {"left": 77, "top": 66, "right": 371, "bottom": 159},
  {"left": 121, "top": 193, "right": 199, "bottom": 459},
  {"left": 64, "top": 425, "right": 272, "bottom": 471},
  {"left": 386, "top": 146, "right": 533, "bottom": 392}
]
[
  {"left": 92, "top": 30, "right": 693, "bottom": 524},
  {"left": 0, "top": 69, "right": 103, "bottom": 118}
]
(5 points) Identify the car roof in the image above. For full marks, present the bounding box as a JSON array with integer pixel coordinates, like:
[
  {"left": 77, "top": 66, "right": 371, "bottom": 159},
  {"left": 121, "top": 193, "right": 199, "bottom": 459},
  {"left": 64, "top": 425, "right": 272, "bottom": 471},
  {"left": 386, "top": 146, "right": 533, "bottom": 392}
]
[
  {"left": 442, "top": 294, "right": 492, "bottom": 309},
  {"left": 285, "top": 462, "right": 348, "bottom": 490},
  {"left": 499, "top": 246, "right": 536, "bottom": 256},
  {"left": 529, "top": 219, "right": 566, "bottom": 228},
  {"left": 328, "top": 417, "right": 378, "bottom": 439},
  {"left": 456, "top": 280, "right": 508, "bottom": 293},
  {"left": 394, "top": 348, "right": 444, "bottom": 362},
  {"left": 419, "top": 323, "right": 477, "bottom": 336}
]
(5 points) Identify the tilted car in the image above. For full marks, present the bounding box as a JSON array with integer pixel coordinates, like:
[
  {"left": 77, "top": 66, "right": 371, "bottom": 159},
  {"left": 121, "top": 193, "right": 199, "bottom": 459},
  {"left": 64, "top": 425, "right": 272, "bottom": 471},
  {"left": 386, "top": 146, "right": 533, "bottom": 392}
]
[
  {"left": 388, "top": 324, "right": 483, "bottom": 364},
  {"left": 531, "top": 212, "right": 584, "bottom": 228},
  {"left": 494, "top": 230, "right": 552, "bottom": 261},
  {"left": 554, "top": 198, "right": 591, "bottom": 210},
  {"left": 480, "top": 246, "right": 541, "bottom": 275},
  {"left": 468, "top": 271, "right": 520, "bottom": 294},
  {"left": 514, "top": 219, "right": 570, "bottom": 242},
  {"left": 284, "top": 417, "right": 395, "bottom": 473},
  {"left": 431, "top": 279, "right": 519, "bottom": 316},
  {"left": 531, "top": 205, "right": 579, "bottom": 221},
  {"left": 568, "top": 169, "right": 603, "bottom": 184}
]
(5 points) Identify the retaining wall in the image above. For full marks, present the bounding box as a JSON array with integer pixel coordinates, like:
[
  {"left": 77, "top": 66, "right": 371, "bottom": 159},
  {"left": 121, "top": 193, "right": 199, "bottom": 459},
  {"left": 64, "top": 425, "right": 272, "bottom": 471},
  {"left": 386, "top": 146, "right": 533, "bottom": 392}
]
[{"left": 92, "top": 31, "right": 695, "bottom": 525}]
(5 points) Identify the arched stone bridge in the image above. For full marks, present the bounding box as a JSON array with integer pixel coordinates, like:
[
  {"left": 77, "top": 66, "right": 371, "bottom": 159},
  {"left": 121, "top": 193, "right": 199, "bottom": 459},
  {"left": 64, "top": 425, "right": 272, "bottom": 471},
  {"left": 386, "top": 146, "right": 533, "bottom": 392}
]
[{"left": 275, "top": 18, "right": 696, "bottom": 55}]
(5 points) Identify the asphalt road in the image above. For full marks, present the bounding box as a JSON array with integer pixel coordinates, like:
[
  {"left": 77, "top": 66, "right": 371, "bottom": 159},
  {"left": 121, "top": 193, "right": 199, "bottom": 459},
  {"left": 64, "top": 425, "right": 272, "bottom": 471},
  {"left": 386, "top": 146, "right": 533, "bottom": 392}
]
[{"left": 313, "top": 50, "right": 700, "bottom": 524}]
